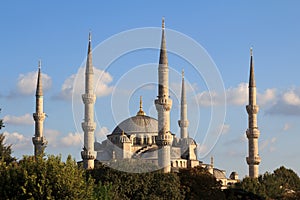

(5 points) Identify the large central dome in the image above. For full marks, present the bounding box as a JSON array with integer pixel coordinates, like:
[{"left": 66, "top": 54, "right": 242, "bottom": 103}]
[
  {"left": 111, "top": 115, "right": 158, "bottom": 135},
  {"left": 111, "top": 96, "right": 158, "bottom": 136}
]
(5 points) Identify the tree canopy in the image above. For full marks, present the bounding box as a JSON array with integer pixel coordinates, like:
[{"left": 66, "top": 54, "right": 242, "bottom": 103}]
[
  {"left": 0, "top": 109, "right": 16, "bottom": 164},
  {"left": 232, "top": 166, "right": 300, "bottom": 200}
]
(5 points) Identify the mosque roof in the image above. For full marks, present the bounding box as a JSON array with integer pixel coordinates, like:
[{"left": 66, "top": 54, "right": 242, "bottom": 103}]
[
  {"left": 111, "top": 96, "right": 158, "bottom": 136},
  {"left": 213, "top": 168, "right": 227, "bottom": 180},
  {"left": 111, "top": 115, "right": 158, "bottom": 136}
]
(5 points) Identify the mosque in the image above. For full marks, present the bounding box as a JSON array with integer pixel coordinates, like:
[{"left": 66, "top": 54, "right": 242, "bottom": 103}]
[{"left": 32, "top": 19, "right": 261, "bottom": 188}]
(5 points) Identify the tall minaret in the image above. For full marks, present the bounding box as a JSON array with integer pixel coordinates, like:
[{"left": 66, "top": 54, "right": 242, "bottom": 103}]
[
  {"left": 246, "top": 48, "right": 261, "bottom": 178},
  {"left": 155, "top": 18, "right": 173, "bottom": 173},
  {"left": 32, "top": 60, "right": 47, "bottom": 157},
  {"left": 178, "top": 70, "right": 189, "bottom": 139},
  {"left": 81, "top": 32, "right": 96, "bottom": 169}
]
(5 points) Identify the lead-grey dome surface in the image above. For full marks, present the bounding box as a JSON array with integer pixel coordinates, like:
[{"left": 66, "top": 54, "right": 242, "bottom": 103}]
[{"left": 112, "top": 115, "right": 158, "bottom": 135}]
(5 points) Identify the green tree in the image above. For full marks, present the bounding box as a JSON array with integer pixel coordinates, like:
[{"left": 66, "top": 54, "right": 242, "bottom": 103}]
[
  {"left": 0, "top": 155, "right": 95, "bottom": 199},
  {"left": 0, "top": 109, "right": 16, "bottom": 164},
  {"left": 234, "top": 166, "right": 300, "bottom": 200},
  {"left": 89, "top": 163, "right": 183, "bottom": 200},
  {"left": 179, "top": 166, "right": 225, "bottom": 200}
]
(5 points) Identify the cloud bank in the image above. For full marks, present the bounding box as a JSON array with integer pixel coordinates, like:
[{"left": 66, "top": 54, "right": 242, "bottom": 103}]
[{"left": 56, "top": 67, "right": 114, "bottom": 101}]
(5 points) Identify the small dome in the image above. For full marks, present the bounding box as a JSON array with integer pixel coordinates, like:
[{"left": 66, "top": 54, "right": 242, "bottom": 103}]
[
  {"left": 112, "top": 115, "right": 158, "bottom": 136},
  {"left": 213, "top": 168, "right": 227, "bottom": 180}
]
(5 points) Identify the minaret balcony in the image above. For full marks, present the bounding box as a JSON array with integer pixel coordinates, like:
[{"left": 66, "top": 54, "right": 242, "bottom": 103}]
[
  {"left": 32, "top": 136, "right": 47, "bottom": 145},
  {"left": 33, "top": 113, "right": 46, "bottom": 121},
  {"left": 246, "top": 128, "right": 260, "bottom": 139},
  {"left": 156, "top": 134, "right": 173, "bottom": 146},
  {"left": 82, "top": 94, "right": 96, "bottom": 104},
  {"left": 81, "top": 150, "right": 96, "bottom": 160},
  {"left": 155, "top": 99, "right": 172, "bottom": 111},
  {"left": 246, "top": 156, "right": 261, "bottom": 165},
  {"left": 246, "top": 105, "right": 259, "bottom": 114},
  {"left": 178, "top": 120, "right": 189, "bottom": 127},
  {"left": 82, "top": 122, "right": 96, "bottom": 132}
]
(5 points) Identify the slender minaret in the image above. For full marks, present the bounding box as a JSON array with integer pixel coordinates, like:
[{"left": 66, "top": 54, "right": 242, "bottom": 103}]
[
  {"left": 178, "top": 69, "right": 189, "bottom": 139},
  {"left": 155, "top": 18, "right": 173, "bottom": 173},
  {"left": 81, "top": 32, "right": 96, "bottom": 169},
  {"left": 32, "top": 60, "right": 47, "bottom": 157},
  {"left": 246, "top": 48, "right": 261, "bottom": 178}
]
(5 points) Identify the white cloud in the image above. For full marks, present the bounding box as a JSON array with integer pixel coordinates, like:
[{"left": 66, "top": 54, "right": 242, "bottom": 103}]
[
  {"left": 95, "top": 127, "right": 110, "bottom": 139},
  {"left": 258, "top": 88, "right": 277, "bottom": 106},
  {"left": 226, "top": 83, "right": 248, "bottom": 106},
  {"left": 282, "top": 90, "right": 300, "bottom": 106},
  {"left": 16, "top": 71, "right": 52, "bottom": 96},
  {"left": 56, "top": 67, "right": 114, "bottom": 101},
  {"left": 197, "top": 145, "right": 208, "bottom": 155},
  {"left": 266, "top": 87, "right": 300, "bottom": 116},
  {"left": 220, "top": 124, "right": 230, "bottom": 135},
  {"left": 260, "top": 137, "right": 277, "bottom": 152},
  {"left": 3, "top": 131, "right": 31, "bottom": 150},
  {"left": 3, "top": 113, "right": 34, "bottom": 126},
  {"left": 208, "top": 124, "right": 231, "bottom": 136},
  {"left": 283, "top": 123, "right": 292, "bottom": 131},
  {"left": 60, "top": 132, "right": 83, "bottom": 146},
  {"left": 44, "top": 129, "right": 60, "bottom": 147},
  {"left": 195, "top": 82, "right": 276, "bottom": 107}
]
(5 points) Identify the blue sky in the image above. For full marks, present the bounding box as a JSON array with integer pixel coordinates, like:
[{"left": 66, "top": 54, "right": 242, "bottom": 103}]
[{"left": 1, "top": 1, "right": 300, "bottom": 178}]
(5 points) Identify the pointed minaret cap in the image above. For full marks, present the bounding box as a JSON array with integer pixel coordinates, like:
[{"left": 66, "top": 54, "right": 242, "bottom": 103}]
[
  {"left": 181, "top": 69, "right": 186, "bottom": 103},
  {"left": 136, "top": 96, "right": 146, "bottom": 116},
  {"left": 88, "top": 31, "right": 92, "bottom": 54},
  {"left": 159, "top": 17, "right": 168, "bottom": 65},
  {"left": 86, "top": 31, "right": 93, "bottom": 74},
  {"left": 36, "top": 60, "right": 43, "bottom": 96},
  {"left": 249, "top": 47, "right": 256, "bottom": 87}
]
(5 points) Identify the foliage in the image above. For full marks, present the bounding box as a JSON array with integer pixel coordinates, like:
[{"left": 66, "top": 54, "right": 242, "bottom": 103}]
[
  {"left": 0, "top": 133, "right": 16, "bottom": 164},
  {"left": 89, "top": 162, "right": 183, "bottom": 200},
  {"left": 179, "top": 166, "right": 226, "bottom": 200},
  {"left": 234, "top": 166, "right": 300, "bottom": 200},
  {"left": 0, "top": 155, "right": 95, "bottom": 199},
  {"left": 0, "top": 109, "right": 16, "bottom": 164},
  {"left": 0, "top": 109, "right": 4, "bottom": 130}
]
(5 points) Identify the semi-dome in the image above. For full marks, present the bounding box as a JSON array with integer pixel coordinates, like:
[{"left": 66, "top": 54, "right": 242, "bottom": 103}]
[{"left": 111, "top": 96, "right": 158, "bottom": 136}]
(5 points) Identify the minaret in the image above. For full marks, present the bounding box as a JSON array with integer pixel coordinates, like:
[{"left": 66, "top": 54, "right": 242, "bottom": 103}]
[
  {"left": 32, "top": 60, "right": 47, "bottom": 157},
  {"left": 246, "top": 48, "right": 261, "bottom": 178},
  {"left": 178, "top": 69, "right": 189, "bottom": 139},
  {"left": 155, "top": 18, "right": 173, "bottom": 173},
  {"left": 81, "top": 32, "right": 96, "bottom": 169}
]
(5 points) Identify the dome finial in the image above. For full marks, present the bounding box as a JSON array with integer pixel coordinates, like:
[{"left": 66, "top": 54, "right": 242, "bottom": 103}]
[
  {"left": 162, "top": 17, "right": 165, "bottom": 29},
  {"left": 136, "top": 96, "right": 146, "bottom": 116}
]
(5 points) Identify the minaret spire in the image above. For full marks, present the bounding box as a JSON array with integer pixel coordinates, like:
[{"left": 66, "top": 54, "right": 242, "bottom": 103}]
[
  {"left": 81, "top": 32, "right": 96, "bottom": 169},
  {"left": 155, "top": 18, "right": 173, "bottom": 173},
  {"left": 246, "top": 48, "right": 261, "bottom": 178},
  {"left": 249, "top": 47, "right": 256, "bottom": 87},
  {"left": 32, "top": 60, "right": 47, "bottom": 157},
  {"left": 178, "top": 69, "right": 189, "bottom": 139}
]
